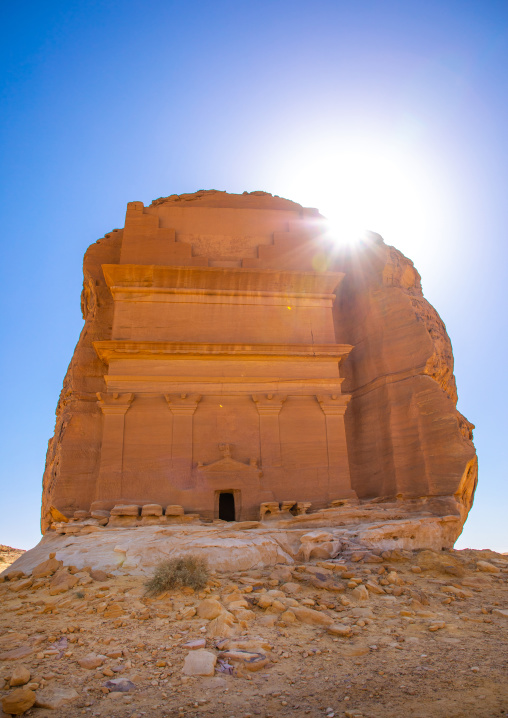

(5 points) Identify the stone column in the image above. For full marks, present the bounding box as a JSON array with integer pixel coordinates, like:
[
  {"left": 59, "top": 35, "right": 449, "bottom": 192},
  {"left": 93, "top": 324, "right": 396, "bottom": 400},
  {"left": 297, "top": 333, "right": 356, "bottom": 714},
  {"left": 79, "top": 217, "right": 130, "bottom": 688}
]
[
  {"left": 165, "top": 393, "right": 201, "bottom": 488},
  {"left": 317, "top": 394, "right": 357, "bottom": 500},
  {"left": 252, "top": 394, "right": 287, "bottom": 468},
  {"left": 95, "top": 392, "right": 134, "bottom": 504}
]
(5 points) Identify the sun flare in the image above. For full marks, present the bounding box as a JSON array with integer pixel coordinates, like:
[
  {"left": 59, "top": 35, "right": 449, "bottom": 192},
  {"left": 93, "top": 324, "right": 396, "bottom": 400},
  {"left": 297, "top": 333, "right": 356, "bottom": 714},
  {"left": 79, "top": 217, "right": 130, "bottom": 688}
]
[{"left": 278, "top": 137, "right": 442, "bottom": 253}]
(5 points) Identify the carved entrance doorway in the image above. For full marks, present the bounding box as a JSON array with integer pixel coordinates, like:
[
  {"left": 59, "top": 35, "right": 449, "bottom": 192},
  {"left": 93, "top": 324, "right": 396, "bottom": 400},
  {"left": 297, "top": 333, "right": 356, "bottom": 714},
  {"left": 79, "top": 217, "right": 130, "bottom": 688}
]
[{"left": 218, "top": 492, "right": 235, "bottom": 521}]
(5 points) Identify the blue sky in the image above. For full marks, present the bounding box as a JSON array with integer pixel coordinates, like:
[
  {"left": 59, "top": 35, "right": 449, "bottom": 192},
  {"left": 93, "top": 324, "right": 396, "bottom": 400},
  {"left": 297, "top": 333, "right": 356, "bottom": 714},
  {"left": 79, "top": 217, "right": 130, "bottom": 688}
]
[{"left": 1, "top": 1, "right": 507, "bottom": 551}]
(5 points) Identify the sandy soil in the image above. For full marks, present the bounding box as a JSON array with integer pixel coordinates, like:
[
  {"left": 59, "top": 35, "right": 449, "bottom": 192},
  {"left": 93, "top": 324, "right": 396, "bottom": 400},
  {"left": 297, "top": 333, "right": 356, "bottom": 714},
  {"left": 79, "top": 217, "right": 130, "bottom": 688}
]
[{"left": 0, "top": 546, "right": 507, "bottom": 717}]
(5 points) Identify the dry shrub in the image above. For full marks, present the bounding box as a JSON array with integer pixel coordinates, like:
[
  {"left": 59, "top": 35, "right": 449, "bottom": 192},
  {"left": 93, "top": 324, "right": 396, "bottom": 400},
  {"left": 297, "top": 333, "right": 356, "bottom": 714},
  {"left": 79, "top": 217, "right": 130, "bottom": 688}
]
[{"left": 145, "top": 554, "right": 209, "bottom": 595}]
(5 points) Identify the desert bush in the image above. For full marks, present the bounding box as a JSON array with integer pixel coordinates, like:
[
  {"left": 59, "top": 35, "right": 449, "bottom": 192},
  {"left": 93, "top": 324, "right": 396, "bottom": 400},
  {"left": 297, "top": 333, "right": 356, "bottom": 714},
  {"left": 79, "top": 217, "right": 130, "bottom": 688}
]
[{"left": 145, "top": 554, "right": 209, "bottom": 595}]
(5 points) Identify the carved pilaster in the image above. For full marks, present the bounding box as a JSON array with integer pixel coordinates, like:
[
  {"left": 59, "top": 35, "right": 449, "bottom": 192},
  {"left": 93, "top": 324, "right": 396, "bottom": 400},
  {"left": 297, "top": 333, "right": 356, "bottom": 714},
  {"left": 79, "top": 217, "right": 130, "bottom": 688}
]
[
  {"left": 317, "top": 394, "right": 357, "bottom": 499},
  {"left": 165, "top": 393, "right": 201, "bottom": 487},
  {"left": 95, "top": 393, "right": 134, "bottom": 502},
  {"left": 252, "top": 394, "right": 287, "bottom": 468}
]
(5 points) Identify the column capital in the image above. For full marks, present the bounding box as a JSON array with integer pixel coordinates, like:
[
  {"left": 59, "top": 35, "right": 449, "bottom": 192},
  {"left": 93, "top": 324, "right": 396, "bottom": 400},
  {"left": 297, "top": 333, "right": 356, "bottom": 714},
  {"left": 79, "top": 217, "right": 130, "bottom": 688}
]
[
  {"left": 165, "top": 393, "right": 202, "bottom": 416},
  {"left": 317, "top": 393, "right": 350, "bottom": 416},
  {"left": 252, "top": 393, "right": 287, "bottom": 416},
  {"left": 96, "top": 392, "right": 134, "bottom": 415}
]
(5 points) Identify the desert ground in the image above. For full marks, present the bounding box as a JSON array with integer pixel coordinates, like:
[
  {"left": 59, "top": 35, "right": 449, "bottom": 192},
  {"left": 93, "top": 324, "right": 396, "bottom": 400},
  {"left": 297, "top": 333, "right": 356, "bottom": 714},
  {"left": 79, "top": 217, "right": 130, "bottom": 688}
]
[{"left": 1, "top": 544, "right": 507, "bottom": 718}]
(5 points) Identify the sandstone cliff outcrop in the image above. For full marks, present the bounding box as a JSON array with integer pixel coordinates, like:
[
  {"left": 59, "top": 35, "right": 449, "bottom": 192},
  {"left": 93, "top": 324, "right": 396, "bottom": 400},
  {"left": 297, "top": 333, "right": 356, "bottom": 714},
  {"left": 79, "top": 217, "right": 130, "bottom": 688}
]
[
  {"left": 332, "top": 232, "right": 477, "bottom": 521},
  {"left": 40, "top": 190, "right": 477, "bottom": 543}
]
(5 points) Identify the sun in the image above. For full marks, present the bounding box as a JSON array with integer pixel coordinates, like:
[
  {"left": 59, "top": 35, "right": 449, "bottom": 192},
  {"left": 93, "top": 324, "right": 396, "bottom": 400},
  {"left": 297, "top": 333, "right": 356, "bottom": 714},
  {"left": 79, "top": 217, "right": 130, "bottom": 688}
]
[{"left": 277, "top": 136, "right": 441, "bottom": 254}]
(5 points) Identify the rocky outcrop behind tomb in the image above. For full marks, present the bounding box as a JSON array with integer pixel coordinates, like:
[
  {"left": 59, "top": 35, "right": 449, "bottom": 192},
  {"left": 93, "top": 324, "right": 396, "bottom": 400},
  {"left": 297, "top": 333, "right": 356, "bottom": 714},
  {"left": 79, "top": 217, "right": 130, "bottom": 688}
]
[{"left": 333, "top": 232, "right": 477, "bottom": 517}]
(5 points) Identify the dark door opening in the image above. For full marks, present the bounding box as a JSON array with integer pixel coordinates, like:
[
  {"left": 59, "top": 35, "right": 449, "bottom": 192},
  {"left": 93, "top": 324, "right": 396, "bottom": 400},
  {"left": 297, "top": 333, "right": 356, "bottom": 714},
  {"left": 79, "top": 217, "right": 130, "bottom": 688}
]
[{"left": 219, "top": 492, "right": 235, "bottom": 521}]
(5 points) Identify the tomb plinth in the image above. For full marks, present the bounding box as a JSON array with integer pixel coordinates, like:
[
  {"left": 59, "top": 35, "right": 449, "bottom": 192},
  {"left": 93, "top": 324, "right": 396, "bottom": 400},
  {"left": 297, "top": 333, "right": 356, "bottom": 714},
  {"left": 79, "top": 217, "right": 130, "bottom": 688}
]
[{"left": 41, "top": 190, "right": 477, "bottom": 537}]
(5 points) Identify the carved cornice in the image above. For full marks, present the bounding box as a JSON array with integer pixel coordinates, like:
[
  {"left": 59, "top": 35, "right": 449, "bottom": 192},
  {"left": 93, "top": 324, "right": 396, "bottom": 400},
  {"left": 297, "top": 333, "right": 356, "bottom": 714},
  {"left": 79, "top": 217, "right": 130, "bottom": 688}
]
[
  {"left": 93, "top": 340, "right": 353, "bottom": 364},
  {"left": 102, "top": 263, "right": 345, "bottom": 297}
]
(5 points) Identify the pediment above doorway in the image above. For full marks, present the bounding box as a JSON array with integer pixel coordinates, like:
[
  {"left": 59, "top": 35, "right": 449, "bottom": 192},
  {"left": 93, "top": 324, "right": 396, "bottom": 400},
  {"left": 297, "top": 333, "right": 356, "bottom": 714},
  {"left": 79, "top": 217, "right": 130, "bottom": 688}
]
[{"left": 197, "top": 443, "right": 262, "bottom": 477}]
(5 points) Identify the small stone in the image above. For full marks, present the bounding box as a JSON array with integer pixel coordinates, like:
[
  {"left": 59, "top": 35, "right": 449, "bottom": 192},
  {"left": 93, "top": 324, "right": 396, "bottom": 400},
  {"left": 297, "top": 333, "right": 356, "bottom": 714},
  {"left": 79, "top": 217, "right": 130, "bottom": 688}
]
[
  {"left": 182, "top": 649, "right": 217, "bottom": 676},
  {"left": 327, "top": 624, "right": 352, "bottom": 638},
  {"left": 183, "top": 639, "right": 206, "bottom": 650},
  {"left": 292, "top": 607, "right": 334, "bottom": 627},
  {"left": 351, "top": 585, "right": 369, "bottom": 602},
  {"left": 90, "top": 569, "right": 109, "bottom": 581},
  {"left": 2, "top": 688, "right": 36, "bottom": 715},
  {"left": 105, "top": 649, "right": 123, "bottom": 659},
  {"left": 0, "top": 646, "right": 34, "bottom": 662},
  {"left": 49, "top": 569, "right": 78, "bottom": 595},
  {"left": 4, "top": 571, "right": 25, "bottom": 581},
  {"left": 492, "top": 608, "right": 508, "bottom": 618},
  {"left": 104, "top": 678, "right": 136, "bottom": 692},
  {"left": 31, "top": 555, "right": 63, "bottom": 579},
  {"left": 218, "top": 650, "right": 269, "bottom": 671},
  {"left": 428, "top": 622, "right": 446, "bottom": 632},
  {"left": 477, "top": 561, "right": 500, "bottom": 573},
  {"left": 8, "top": 577, "right": 34, "bottom": 593},
  {"left": 78, "top": 653, "right": 106, "bottom": 669},
  {"left": 207, "top": 610, "right": 237, "bottom": 638},
  {"left": 35, "top": 686, "right": 79, "bottom": 709},
  {"left": 280, "top": 610, "right": 297, "bottom": 623},
  {"left": 365, "top": 581, "right": 385, "bottom": 595},
  {"left": 197, "top": 598, "right": 223, "bottom": 620},
  {"left": 10, "top": 666, "right": 31, "bottom": 687}
]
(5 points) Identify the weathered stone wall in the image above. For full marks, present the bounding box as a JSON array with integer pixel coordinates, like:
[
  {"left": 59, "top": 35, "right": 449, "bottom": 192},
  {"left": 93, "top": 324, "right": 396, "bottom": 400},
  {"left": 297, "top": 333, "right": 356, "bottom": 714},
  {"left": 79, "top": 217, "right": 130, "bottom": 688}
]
[
  {"left": 332, "top": 233, "right": 477, "bottom": 518},
  {"left": 41, "top": 231, "right": 122, "bottom": 531}
]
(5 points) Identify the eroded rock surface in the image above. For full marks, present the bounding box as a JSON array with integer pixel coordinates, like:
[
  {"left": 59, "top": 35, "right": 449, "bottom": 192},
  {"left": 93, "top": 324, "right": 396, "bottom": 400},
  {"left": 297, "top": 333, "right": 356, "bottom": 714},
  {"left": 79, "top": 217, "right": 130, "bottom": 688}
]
[{"left": 40, "top": 191, "right": 476, "bottom": 543}]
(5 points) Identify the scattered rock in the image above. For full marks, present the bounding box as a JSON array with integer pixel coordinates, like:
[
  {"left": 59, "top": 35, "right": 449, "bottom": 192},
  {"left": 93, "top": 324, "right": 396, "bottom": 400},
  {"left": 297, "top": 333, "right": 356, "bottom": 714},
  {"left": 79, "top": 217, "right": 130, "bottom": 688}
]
[
  {"left": 207, "top": 610, "right": 237, "bottom": 638},
  {"left": 77, "top": 653, "right": 105, "bottom": 669},
  {"left": 327, "top": 624, "right": 353, "bottom": 637},
  {"left": 35, "top": 686, "right": 79, "bottom": 709},
  {"left": 182, "top": 649, "right": 217, "bottom": 676},
  {"left": 9, "top": 666, "right": 31, "bottom": 687},
  {"left": 0, "top": 646, "right": 34, "bottom": 662},
  {"left": 8, "top": 578, "right": 33, "bottom": 593},
  {"left": 428, "top": 622, "right": 446, "bottom": 631},
  {"left": 182, "top": 639, "right": 206, "bottom": 650},
  {"left": 218, "top": 650, "right": 269, "bottom": 671},
  {"left": 197, "top": 598, "right": 223, "bottom": 620},
  {"left": 2, "top": 688, "right": 36, "bottom": 715},
  {"left": 352, "top": 584, "right": 369, "bottom": 601},
  {"left": 48, "top": 569, "right": 78, "bottom": 595},
  {"left": 31, "top": 554, "right": 63, "bottom": 578},
  {"left": 90, "top": 569, "right": 108, "bottom": 581},
  {"left": 477, "top": 560, "right": 500, "bottom": 573},
  {"left": 104, "top": 678, "right": 136, "bottom": 692}
]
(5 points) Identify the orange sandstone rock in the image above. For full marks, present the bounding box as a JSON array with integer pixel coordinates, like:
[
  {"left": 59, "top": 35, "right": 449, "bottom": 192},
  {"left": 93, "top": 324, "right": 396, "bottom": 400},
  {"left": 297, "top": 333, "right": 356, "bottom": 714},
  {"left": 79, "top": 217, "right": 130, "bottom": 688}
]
[{"left": 39, "top": 190, "right": 476, "bottom": 541}]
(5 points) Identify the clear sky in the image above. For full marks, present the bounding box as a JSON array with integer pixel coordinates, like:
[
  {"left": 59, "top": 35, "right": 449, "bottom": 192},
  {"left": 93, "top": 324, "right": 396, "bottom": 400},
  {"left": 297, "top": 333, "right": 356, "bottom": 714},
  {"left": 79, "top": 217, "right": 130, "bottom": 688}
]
[{"left": 1, "top": 1, "right": 507, "bottom": 552}]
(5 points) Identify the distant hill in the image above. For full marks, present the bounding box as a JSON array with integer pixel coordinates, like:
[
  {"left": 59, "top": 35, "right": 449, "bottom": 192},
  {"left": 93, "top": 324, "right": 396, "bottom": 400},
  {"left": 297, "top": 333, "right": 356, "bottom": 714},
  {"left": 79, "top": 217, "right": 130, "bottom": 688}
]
[{"left": 0, "top": 544, "right": 25, "bottom": 573}]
